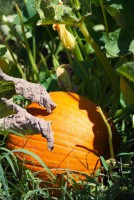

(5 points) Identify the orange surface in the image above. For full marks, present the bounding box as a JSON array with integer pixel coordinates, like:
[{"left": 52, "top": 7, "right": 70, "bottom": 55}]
[{"left": 6, "top": 92, "right": 118, "bottom": 180}]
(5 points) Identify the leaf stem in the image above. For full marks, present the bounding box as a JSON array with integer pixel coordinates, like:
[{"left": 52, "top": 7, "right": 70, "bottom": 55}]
[
  {"left": 4, "top": 41, "right": 26, "bottom": 79},
  {"left": 100, "top": 0, "right": 109, "bottom": 39},
  {"left": 32, "top": 28, "right": 36, "bottom": 62},
  {"left": 97, "top": 106, "right": 114, "bottom": 158},
  {"left": 15, "top": 4, "right": 39, "bottom": 81}
]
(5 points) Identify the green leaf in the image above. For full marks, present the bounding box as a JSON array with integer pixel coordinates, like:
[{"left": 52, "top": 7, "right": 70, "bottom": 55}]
[
  {"left": 0, "top": 101, "right": 16, "bottom": 118},
  {"left": 90, "top": 0, "right": 100, "bottom": 6},
  {"left": 105, "top": 29, "right": 134, "bottom": 57},
  {"left": 14, "top": 0, "right": 38, "bottom": 25},
  {"left": 0, "top": 0, "right": 23, "bottom": 15},
  {"left": 0, "top": 80, "right": 15, "bottom": 99},
  {"left": 100, "top": 156, "right": 108, "bottom": 171},
  {"left": 0, "top": 58, "right": 9, "bottom": 73},
  {"left": 105, "top": 0, "right": 134, "bottom": 31},
  {"left": 117, "top": 62, "right": 134, "bottom": 82},
  {"left": 35, "top": 0, "right": 78, "bottom": 25},
  {"left": 0, "top": 163, "right": 10, "bottom": 199},
  {"left": 0, "top": 80, "right": 16, "bottom": 117},
  {"left": 79, "top": 0, "right": 92, "bottom": 16},
  {"left": 120, "top": 76, "right": 134, "bottom": 105},
  {"left": 0, "top": 45, "right": 7, "bottom": 57},
  {"left": 117, "top": 152, "right": 134, "bottom": 157},
  {"left": 42, "top": 74, "right": 59, "bottom": 91},
  {"left": 42, "top": 77, "right": 52, "bottom": 89},
  {"left": 5, "top": 155, "right": 17, "bottom": 176}
]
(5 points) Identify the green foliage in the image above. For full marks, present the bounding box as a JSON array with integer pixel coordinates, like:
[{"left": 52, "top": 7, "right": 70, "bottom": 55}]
[
  {"left": 35, "top": 0, "right": 78, "bottom": 25},
  {"left": 104, "top": 0, "right": 134, "bottom": 58},
  {"left": 0, "top": 0, "right": 24, "bottom": 15},
  {"left": 14, "top": 0, "right": 37, "bottom": 25},
  {"left": 117, "top": 62, "right": 134, "bottom": 82},
  {"left": 0, "top": 80, "right": 15, "bottom": 99},
  {"left": 0, "top": 45, "right": 7, "bottom": 57},
  {"left": 105, "top": 29, "right": 134, "bottom": 57},
  {"left": 105, "top": 0, "right": 134, "bottom": 31}
]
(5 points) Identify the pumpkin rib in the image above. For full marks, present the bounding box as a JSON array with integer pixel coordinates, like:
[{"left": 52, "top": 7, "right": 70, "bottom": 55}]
[
  {"left": 7, "top": 139, "right": 99, "bottom": 163},
  {"left": 8, "top": 144, "right": 99, "bottom": 174},
  {"left": 7, "top": 133, "right": 101, "bottom": 158}
]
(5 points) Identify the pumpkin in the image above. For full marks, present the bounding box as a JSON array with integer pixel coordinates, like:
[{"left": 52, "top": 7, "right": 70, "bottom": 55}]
[{"left": 6, "top": 92, "right": 118, "bottom": 181}]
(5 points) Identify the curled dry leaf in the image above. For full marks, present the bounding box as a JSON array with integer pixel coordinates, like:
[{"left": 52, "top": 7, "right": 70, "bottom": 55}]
[
  {"left": 0, "top": 69, "right": 56, "bottom": 113},
  {"left": 0, "top": 69, "right": 56, "bottom": 150},
  {"left": 0, "top": 98, "right": 54, "bottom": 150}
]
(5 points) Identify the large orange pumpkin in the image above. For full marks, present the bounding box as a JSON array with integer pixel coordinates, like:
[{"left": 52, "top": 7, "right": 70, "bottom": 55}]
[{"left": 6, "top": 92, "right": 118, "bottom": 180}]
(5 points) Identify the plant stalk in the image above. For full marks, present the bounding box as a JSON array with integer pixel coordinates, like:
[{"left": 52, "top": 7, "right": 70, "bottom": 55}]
[
  {"left": 79, "top": 22, "right": 119, "bottom": 114},
  {"left": 15, "top": 4, "right": 39, "bottom": 81},
  {"left": 4, "top": 41, "right": 26, "bottom": 79},
  {"left": 100, "top": 0, "right": 109, "bottom": 39}
]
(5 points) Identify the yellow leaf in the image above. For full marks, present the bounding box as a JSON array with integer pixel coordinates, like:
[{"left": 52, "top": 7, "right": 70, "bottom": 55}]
[
  {"left": 56, "top": 64, "right": 72, "bottom": 91},
  {"left": 0, "top": 58, "right": 9, "bottom": 73}
]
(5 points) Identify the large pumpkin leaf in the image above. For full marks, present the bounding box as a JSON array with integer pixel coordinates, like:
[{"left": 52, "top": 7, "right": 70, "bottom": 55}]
[
  {"left": 105, "top": 29, "right": 134, "bottom": 57},
  {"left": 35, "top": 0, "right": 78, "bottom": 25},
  {"left": 116, "top": 62, "right": 134, "bottom": 83},
  {"left": 105, "top": 0, "right": 134, "bottom": 31}
]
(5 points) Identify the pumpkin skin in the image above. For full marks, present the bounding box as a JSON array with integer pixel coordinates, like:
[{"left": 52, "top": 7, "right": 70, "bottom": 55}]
[{"left": 6, "top": 92, "right": 118, "bottom": 180}]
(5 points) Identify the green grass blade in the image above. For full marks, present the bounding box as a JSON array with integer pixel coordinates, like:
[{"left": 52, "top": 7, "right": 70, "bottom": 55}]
[
  {"left": 5, "top": 155, "right": 17, "bottom": 176},
  {"left": 0, "top": 163, "right": 10, "bottom": 200},
  {"left": 11, "top": 148, "right": 56, "bottom": 180},
  {"left": 100, "top": 156, "right": 108, "bottom": 171},
  {"left": 0, "top": 147, "right": 18, "bottom": 176}
]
